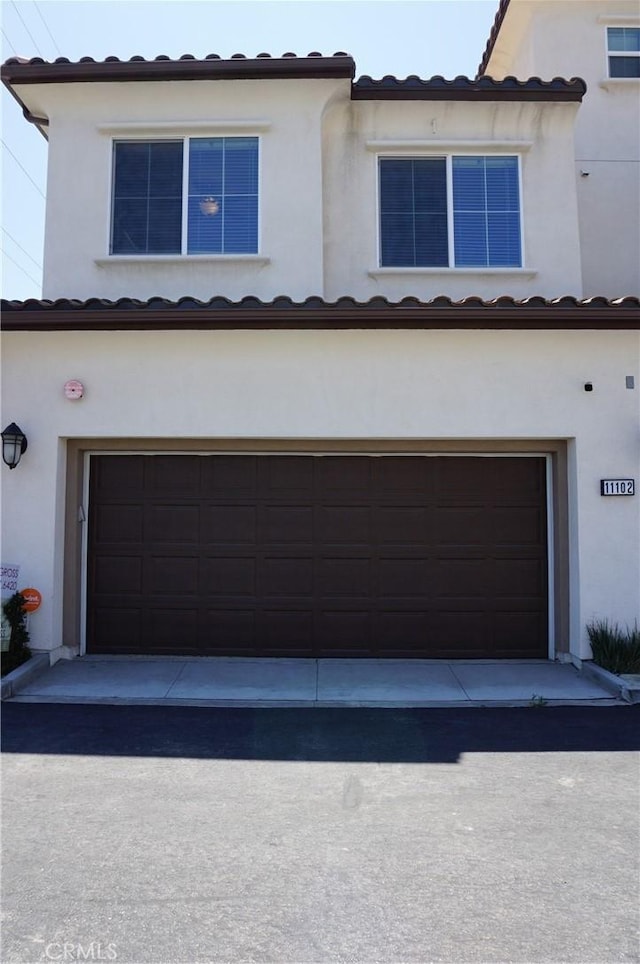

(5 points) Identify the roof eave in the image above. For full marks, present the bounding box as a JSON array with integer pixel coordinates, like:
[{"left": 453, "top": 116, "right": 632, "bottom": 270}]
[
  {"left": 478, "top": 0, "right": 512, "bottom": 77},
  {"left": 2, "top": 296, "right": 638, "bottom": 331},
  {"left": 352, "top": 75, "right": 585, "bottom": 102},
  {"left": 1, "top": 54, "right": 356, "bottom": 86}
]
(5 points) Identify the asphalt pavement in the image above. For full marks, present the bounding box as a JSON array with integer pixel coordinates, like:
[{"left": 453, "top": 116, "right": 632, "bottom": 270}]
[{"left": 2, "top": 703, "right": 639, "bottom": 964}]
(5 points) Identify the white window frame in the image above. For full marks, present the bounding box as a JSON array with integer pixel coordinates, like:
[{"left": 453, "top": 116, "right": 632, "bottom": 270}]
[
  {"left": 606, "top": 25, "right": 640, "bottom": 78},
  {"left": 107, "top": 133, "right": 263, "bottom": 258},
  {"left": 375, "top": 150, "right": 525, "bottom": 271}
]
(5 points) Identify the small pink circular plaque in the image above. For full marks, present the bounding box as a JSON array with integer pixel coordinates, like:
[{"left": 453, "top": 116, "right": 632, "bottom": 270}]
[{"left": 64, "top": 379, "right": 84, "bottom": 400}]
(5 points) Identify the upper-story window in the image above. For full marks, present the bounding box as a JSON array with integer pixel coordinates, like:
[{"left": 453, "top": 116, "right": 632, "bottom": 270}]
[
  {"left": 379, "top": 155, "right": 522, "bottom": 269},
  {"left": 111, "top": 137, "right": 259, "bottom": 255},
  {"left": 607, "top": 27, "right": 640, "bottom": 77}
]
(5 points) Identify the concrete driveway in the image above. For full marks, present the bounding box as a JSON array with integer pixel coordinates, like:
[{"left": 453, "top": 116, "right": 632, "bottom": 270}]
[
  {"left": 2, "top": 702, "right": 639, "bottom": 964},
  {"left": 8, "top": 655, "right": 615, "bottom": 706}
]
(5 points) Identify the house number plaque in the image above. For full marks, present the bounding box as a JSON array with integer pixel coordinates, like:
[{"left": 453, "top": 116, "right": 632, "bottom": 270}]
[{"left": 600, "top": 479, "right": 635, "bottom": 496}]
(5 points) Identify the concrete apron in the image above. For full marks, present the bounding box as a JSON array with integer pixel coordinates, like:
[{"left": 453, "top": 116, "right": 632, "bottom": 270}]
[{"left": 7, "top": 655, "right": 619, "bottom": 707}]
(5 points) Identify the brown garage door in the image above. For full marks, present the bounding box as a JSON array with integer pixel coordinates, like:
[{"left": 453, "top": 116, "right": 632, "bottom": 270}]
[{"left": 87, "top": 454, "right": 548, "bottom": 658}]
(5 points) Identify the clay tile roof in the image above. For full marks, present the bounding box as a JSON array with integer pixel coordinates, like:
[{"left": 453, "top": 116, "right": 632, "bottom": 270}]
[
  {"left": 477, "top": 0, "right": 512, "bottom": 77},
  {"left": 0, "top": 52, "right": 356, "bottom": 84},
  {"left": 352, "top": 74, "right": 586, "bottom": 101},
  {"left": 2, "top": 295, "right": 638, "bottom": 331},
  {"left": 2, "top": 52, "right": 585, "bottom": 105}
]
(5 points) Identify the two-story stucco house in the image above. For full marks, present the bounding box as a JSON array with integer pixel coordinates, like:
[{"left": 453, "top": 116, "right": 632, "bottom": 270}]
[{"left": 1, "top": 0, "right": 638, "bottom": 672}]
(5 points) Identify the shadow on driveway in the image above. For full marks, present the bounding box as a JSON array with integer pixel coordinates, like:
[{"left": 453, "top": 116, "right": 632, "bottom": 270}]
[{"left": 3, "top": 703, "right": 639, "bottom": 763}]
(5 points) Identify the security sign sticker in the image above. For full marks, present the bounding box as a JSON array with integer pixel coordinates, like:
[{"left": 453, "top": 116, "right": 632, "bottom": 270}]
[{"left": 19, "top": 588, "right": 42, "bottom": 613}]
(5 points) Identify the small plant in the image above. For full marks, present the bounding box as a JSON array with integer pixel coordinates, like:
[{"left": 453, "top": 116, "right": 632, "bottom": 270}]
[
  {"left": 587, "top": 619, "right": 640, "bottom": 676},
  {"left": 1, "top": 592, "right": 31, "bottom": 677},
  {"left": 529, "top": 693, "right": 548, "bottom": 707}
]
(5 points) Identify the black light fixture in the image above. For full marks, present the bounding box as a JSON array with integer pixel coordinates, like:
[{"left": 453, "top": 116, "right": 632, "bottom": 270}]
[{"left": 1, "top": 423, "right": 28, "bottom": 469}]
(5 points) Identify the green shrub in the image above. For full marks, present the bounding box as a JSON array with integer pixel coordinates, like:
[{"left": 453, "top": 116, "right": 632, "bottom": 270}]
[
  {"left": 1, "top": 592, "right": 31, "bottom": 677},
  {"left": 587, "top": 619, "right": 640, "bottom": 675}
]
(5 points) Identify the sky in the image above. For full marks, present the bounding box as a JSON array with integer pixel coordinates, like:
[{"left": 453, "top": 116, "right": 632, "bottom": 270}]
[{"left": 0, "top": 0, "right": 499, "bottom": 300}]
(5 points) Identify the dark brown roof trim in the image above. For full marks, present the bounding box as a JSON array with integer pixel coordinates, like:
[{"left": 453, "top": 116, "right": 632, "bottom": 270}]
[
  {"left": 2, "top": 296, "right": 638, "bottom": 331},
  {"left": 352, "top": 75, "right": 585, "bottom": 102},
  {"left": 2, "top": 53, "right": 584, "bottom": 103},
  {"left": 478, "top": 0, "right": 512, "bottom": 77},
  {"left": 1, "top": 53, "right": 356, "bottom": 85}
]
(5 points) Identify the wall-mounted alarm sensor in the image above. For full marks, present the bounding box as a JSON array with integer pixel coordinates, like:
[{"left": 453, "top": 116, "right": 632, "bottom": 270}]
[{"left": 64, "top": 380, "right": 84, "bottom": 400}]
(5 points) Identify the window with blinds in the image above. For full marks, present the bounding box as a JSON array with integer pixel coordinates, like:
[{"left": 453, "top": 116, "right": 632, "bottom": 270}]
[
  {"left": 379, "top": 155, "right": 522, "bottom": 269},
  {"left": 111, "top": 137, "right": 259, "bottom": 255},
  {"left": 607, "top": 27, "right": 640, "bottom": 78},
  {"left": 379, "top": 158, "right": 449, "bottom": 267}
]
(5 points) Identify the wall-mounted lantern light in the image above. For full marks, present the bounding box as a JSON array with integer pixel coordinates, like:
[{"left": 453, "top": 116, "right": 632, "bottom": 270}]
[{"left": 1, "top": 423, "right": 28, "bottom": 469}]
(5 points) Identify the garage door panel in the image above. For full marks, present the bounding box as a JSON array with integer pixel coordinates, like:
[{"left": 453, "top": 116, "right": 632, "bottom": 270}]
[
  {"left": 319, "top": 558, "right": 371, "bottom": 596},
  {"left": 378, "top": 559, "right": 430, "bottom": 597},
  {"left": 435, "top": 457, "right": 494, "bottom": 498},
  {"left": 491, "top": 612, "right": 547, "bottom": 656},
  {"left": 261, "top": 506, "right": 314, "bottom": 543},
  {"left": 377, "top": 457, "right": 428, "bottom": 494},
  {"left": 264, "top": 456, "right": 314, "bottom": 496},
  {"left": 88, "top": 454, "right": 548, "bottom": 658},
  {"left": 93, "top": 556, "right": 142, "bottom": 594},
  {"left": 320, "top": 457, "right": 372, "bottom": 494},
  {"left": 94, "top": 455, "right": 145, "bottom": 494},
  {"left": 91, "top": 607, "right": 142, "bottom": 650},
  {"left": 263, "top": 611, "right": 314, "bottom": 653},
  {"left": 376, "top": 507, "right": 428, "bottom": 544},
  {"left": 202, "top": 557, "right": 256, "bottom": 596},
  {"left": 148, "top": 455, "right": 201, "bottom": 493},
  {"left": 147, "top": 556, "right": 198, "bottom": 594},
  {"left": 202, "top": 505, "right": 257, "bottom": 544},
  {"left": 261, "top": 557, "right": 314, "bottom": 596},
  {"left": 317, "top": 611, "right": 371, "bottom": 653},
  {"left": 431, "top": 611, "right": 489, "bottom": 650},
  {"left": 486, "top": 595, "right": 547, "bottom": 613},
  {"left": 491, "top": 507, "right": 546, "bottom": 544},
  {"left": 318, "top": 506, "right": 371, "bottom": 544},
  {"left": 376, "top": 612, "right": 431, "bottom": 651},
  {"left": 145, "top": 608, "right": 198, "bottom": 649},
  {"left": 94, "top": 504, "right": 143, "bottom": 544},
  {"left": 433, "top": 507, "right": 489, "bottom": 544},
  {"left": 146, "top": 505, "right": 200, "bottom": 543},
  {"left": 203, "top": 455, "right": 258, "bottom": 495},
  {"left": 202, "top": 610, "right": 256, "bottom": 652},
  {"left": 493, "top": 459, "right": 546, "bottom": 496},
  {"left": 432, "top": 558, "right": 491, "bottom": 596},
  {"left": 493, "top": 558, "right": 546, "bottom": 596}
]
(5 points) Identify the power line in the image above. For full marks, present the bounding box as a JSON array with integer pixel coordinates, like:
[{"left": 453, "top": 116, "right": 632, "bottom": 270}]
[
  {"left": 2, "top": 227, "right": 42, "bottom": 270},
  {"left": 33, "top": 0, "right": 62, "bottom": 57},
  {"left": 1, "top": 247, "right": 41, "bottom": 287},
  {"left": 1, "top": 139, "right": 46, "bottom": 198},
  {"left": 9, "top": 0, "right": 45, "bottom": 58},
  {"left": 1, "top": 27, "right": 19, "bottom": 56}
]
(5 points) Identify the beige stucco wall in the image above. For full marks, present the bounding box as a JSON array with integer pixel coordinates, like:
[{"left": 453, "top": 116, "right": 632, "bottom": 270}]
[
  {"left": 2, "top": 327, "right": 638, "bottom": 660},
  {"left": 484, "top": 0, "right": 640, "bottom": 296},
  {"left": 33, "top": 78, "right": 341, "bottom": 302},
  {"left": 321, "top": 98, "right": 583, "bottom": 301},
  {"left": 12, "top": 74, "right": 584, "bottom": 301}
]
